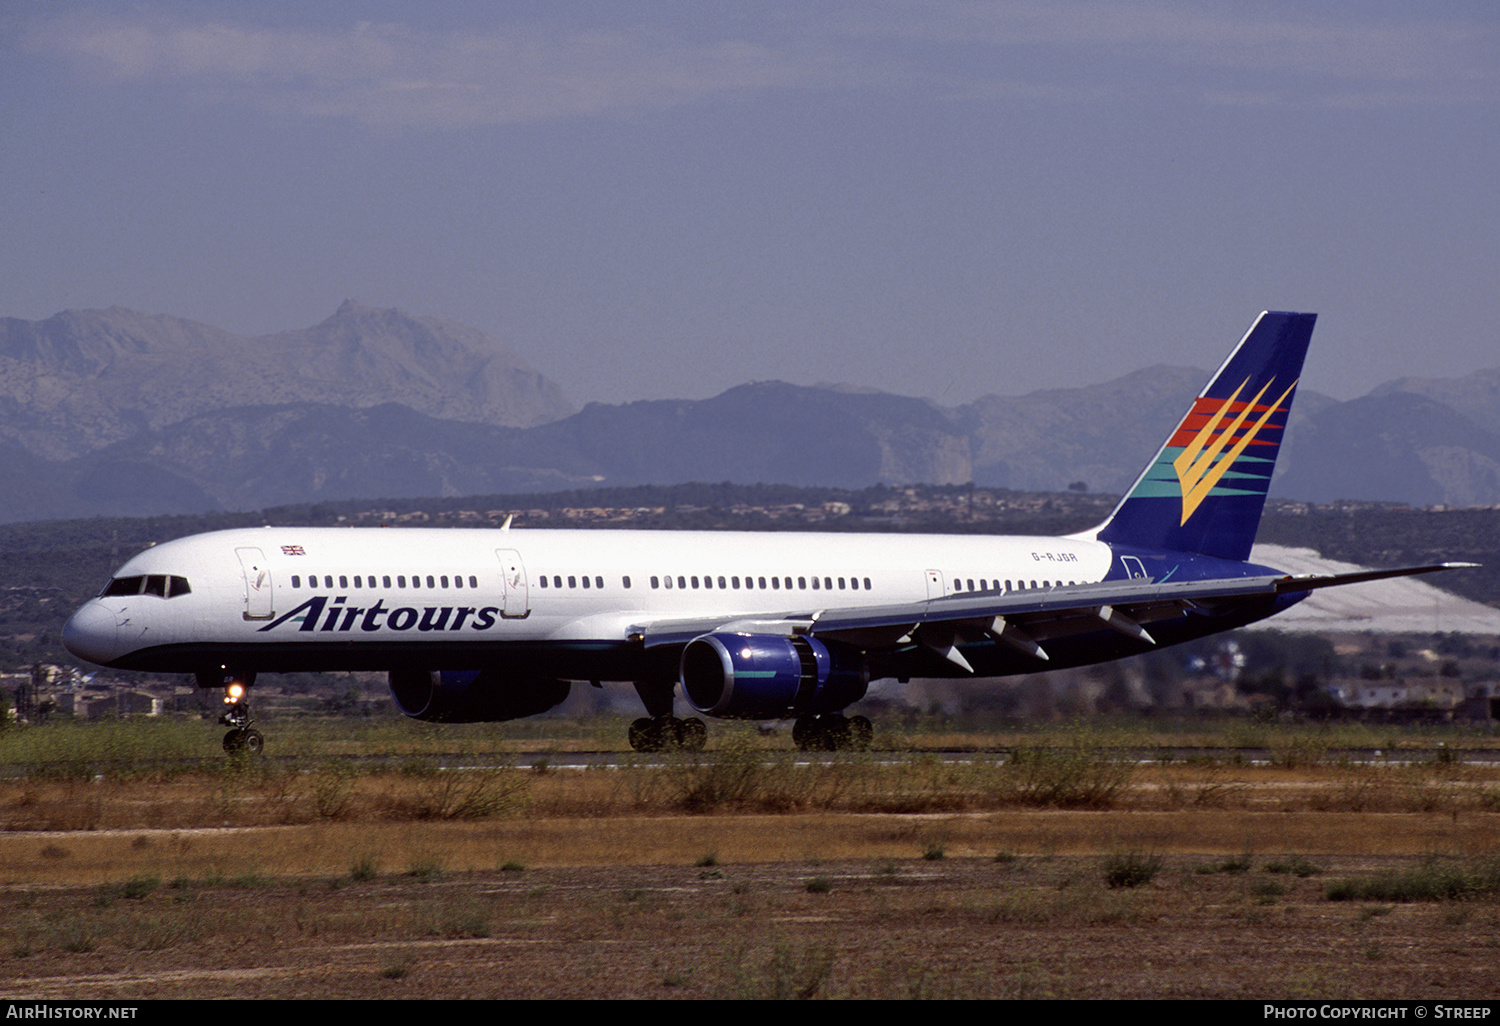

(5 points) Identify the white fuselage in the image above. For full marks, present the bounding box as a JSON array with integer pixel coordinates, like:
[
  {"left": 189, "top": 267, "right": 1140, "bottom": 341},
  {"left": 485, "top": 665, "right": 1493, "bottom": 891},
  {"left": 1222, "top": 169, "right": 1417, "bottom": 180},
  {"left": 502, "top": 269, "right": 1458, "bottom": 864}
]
[{"left": 63, "top": 525, "right": 1113, "bottom": 673}]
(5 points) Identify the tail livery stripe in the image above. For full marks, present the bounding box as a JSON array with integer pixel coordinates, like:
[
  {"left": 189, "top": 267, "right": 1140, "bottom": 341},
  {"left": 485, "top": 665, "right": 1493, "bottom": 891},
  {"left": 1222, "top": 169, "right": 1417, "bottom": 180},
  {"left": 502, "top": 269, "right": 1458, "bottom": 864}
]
[
  {"left": 1096, "top": 311, "right": 1315, "bottom": 561},
  {"left": 1173, "top": 377, "right": 1297, "bottom": 523}
]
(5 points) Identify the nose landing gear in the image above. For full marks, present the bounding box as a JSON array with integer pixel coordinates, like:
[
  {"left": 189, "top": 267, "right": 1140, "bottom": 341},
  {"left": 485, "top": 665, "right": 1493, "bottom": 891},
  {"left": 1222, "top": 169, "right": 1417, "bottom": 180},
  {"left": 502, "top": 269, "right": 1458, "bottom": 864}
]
[{"left": 204, "top": 673, "right": 264, "bottom": 755}]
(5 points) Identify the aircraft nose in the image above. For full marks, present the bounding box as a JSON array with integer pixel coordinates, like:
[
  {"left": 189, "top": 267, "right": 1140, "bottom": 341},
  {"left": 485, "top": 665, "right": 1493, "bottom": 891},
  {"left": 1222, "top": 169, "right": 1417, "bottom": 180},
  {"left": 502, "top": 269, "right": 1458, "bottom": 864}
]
[{"left": 63, "top": 601, "right": 121, "bottom": 665}]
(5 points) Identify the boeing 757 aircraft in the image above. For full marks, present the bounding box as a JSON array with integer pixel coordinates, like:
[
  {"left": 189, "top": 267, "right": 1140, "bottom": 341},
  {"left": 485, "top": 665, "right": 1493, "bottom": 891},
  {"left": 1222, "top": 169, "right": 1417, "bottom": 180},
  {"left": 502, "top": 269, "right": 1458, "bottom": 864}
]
[{"left": 63, "top": 312, "right": 1472, "bottom": 753}]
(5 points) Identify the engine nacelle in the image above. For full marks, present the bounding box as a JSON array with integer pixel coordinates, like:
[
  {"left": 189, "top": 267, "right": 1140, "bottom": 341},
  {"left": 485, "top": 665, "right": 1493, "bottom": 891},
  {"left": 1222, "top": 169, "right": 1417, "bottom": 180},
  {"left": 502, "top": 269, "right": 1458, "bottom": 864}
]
[
  {"left": 679, "top": 633, "right": 868, "bottom": 720},
  {"left": 388, "top": 669, "right": 570, "bottom": 723}
]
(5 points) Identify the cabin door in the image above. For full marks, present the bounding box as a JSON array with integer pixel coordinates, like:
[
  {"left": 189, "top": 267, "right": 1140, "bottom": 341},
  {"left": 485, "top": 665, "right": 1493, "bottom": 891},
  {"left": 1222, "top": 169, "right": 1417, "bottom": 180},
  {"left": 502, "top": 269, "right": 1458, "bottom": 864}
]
[
  {"left": 235, "top": 547, "right": 274, "bottom": 620},
  {"left": 495, "top": 549, "right": 530, "bottom": 619}
]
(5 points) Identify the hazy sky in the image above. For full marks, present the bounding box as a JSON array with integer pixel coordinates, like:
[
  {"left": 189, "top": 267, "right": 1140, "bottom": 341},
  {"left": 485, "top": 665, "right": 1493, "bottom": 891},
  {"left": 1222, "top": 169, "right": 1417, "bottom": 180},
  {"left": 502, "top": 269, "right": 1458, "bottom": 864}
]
[{"left": 3, "top": 2, "right": 1495, "bottom": 407}]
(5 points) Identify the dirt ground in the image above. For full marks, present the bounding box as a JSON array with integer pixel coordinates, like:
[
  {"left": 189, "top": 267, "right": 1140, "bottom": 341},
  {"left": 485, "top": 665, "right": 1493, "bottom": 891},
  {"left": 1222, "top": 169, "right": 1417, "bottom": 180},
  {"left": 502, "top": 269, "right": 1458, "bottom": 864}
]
[
  {"left": 4, "top": 834, "right": 1499, "bottom": 999},
  {"left": 4, "top": 754, "right": 1500, "bottom": 999}
]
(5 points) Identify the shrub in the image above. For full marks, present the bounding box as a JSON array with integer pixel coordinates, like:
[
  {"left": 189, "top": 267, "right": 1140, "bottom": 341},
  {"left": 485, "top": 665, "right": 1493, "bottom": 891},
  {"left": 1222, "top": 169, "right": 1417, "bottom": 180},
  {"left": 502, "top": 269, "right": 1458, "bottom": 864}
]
[
  {"left": 1103, "top": 851, "right": 1162, "bottom": 889},
  {"left": 1326, "top": 856, "right": 1500, "bottom": 903},
  {"left": 1003, "top": 734, "right": 1131, "bottom": 809}
]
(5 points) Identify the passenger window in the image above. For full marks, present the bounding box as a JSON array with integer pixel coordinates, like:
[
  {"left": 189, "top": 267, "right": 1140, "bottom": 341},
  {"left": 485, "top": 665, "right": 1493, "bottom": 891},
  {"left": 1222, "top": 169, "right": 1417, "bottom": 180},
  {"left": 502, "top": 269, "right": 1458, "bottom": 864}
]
[
  {"left": 441, "top": 576, "right": 449, "bottom": 588},
  {"left": 581, "top": 576, "right": 590, "bottom": 589},
  {"left": 623, "top": 576, "right": 631, "bottom": 589},
  {"left": 568, "top": 576, "right": 577, "bottom": 588},
  {"left": 595, "top": 576, "right": 604, "bottom": 589},
  {"left": 863, "top": 578, "right": 871, "bottom": 590},
  {"left": 539, "top": 576, "right": 548, "bottom": 588},
  {"left": 426, "top": 576, "right": 435, "bottom": 589},
  {"left": 651, "top": 576, "right": 660, "bottom": 589},
  {"left": 383, "top": 576, "right": 392, "bottom": 588},
  {"left": 469, "top": 576, "right": 477, "bottom": 588},
  {"left": 339, "top": 576, "right": 348, "bottom": 588},
  {"left": 291, "top": 575, "right": 301, "bottom": 589},
  {"left": 397, "top": 576, "right": 407, "bottom": 588}
]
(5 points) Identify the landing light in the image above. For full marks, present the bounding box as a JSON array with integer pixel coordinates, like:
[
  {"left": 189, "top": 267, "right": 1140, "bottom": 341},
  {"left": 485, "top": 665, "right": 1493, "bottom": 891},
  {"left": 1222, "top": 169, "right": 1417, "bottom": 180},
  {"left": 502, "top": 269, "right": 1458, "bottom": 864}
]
[{"left": 225, "top": 683, "right": 245, "bottom": 702}]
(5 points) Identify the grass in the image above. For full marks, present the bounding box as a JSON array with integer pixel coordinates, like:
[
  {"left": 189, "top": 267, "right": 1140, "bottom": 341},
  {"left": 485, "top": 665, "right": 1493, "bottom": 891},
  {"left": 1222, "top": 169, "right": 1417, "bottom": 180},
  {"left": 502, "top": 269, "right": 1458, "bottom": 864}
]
[
  {"left": 5, "top": 849, "right": 1500, "bottom": 998},
  {"left": 1102, "top": 850, "right": 1162, "bottom": 889},
  {"left": 1326, "top": 856, "right": 1500, "bottom": 903}
]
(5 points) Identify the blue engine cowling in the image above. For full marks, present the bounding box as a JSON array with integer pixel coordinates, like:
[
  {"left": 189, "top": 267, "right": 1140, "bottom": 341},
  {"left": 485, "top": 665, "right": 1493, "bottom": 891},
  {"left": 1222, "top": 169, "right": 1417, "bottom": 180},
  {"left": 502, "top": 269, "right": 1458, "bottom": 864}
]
[
  {"left": 388, "top": 669, "right": 570, "bottom": 723},
  {"left": 679, "top": 633, "right": 868, "bottom": 720}
]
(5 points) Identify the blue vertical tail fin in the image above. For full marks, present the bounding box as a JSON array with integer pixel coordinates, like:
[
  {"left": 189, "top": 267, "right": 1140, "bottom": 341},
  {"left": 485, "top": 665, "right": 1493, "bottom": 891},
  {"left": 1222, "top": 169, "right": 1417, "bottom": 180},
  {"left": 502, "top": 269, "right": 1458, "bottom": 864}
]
[{"left": 1094, "top": 311, "right": 1316, "bottom": 562}]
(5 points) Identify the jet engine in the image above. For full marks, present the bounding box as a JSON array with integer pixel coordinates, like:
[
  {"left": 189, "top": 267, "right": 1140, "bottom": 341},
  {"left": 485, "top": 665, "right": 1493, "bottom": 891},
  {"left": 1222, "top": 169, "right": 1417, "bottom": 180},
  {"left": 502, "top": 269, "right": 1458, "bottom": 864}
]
[
  {"left": 679, "top": 633, "right": 868, "bottom": 720},
  {"left": 388, "top": 669, "right": 570, "bottom": 723}
]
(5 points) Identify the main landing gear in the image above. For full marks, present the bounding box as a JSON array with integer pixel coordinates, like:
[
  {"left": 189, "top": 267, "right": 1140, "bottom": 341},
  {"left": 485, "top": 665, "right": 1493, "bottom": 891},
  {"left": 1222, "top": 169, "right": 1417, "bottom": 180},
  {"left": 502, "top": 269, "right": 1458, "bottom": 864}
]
[
  {"left": 628, "top": 716, "right": 708, "bottom": 753},
  {"left": 793, "top": 714, "right": 873, "bottom": 752}
]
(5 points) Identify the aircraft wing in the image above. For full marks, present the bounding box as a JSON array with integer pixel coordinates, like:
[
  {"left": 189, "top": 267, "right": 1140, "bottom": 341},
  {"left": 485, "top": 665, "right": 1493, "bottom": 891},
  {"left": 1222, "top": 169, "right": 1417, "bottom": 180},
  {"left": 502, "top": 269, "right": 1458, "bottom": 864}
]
[{"left": 628, "top": 563, "right": 1475, "bottom": 668}]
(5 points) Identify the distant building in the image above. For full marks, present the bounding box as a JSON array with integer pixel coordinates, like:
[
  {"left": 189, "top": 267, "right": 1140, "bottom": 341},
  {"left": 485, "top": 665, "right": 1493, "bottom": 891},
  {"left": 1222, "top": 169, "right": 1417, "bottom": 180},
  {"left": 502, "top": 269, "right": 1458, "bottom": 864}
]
[
  {"left": 1321, "top": 678, "right": 1466, "bottom": 721},
  {"left": 54, "top": 689, "right": 163, "bottom": 720},
  {"left": 1461, "top": 682, "right": 1500, "bottom": 723}
]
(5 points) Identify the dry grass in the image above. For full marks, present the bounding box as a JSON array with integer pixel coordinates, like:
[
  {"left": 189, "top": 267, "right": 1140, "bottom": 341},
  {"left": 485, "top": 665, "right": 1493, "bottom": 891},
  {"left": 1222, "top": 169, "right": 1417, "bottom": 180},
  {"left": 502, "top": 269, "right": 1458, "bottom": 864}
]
[
  {"left": 5, "top": 852, "right": 1499, "bottom": 999},
  {"left": 5, "top": 802, "right": 1500, "bottom": 889},
  {"left": 4, "top": 748, "right": 1500, "bottom": 999},
  {"left": 5, "top": 747, "right": 1499, "bottom": 834}
]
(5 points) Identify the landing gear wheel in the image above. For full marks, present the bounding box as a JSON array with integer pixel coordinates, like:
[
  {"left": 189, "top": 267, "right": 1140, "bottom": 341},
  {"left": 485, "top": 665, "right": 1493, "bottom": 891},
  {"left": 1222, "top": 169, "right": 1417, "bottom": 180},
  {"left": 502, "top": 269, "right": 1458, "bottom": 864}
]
[
  {"left": 629, "top": 716, "right": 706, "bottom": 752},
  {"left": 679, "top": 717, "right": 707, "bottom": 752},
  {"left": 848, "top": 715, "right": 874, "bottom": 752},
  {"left": 792, "top": 717, "right": 817, "bottom": 752},
  {"left": 793, "top": 714, "right": 870, "bottom": 752},
  {"left": 823, "top": 715, "right": 852, "bottom": 751},
  {"left": 794, "top": 715, "right": 839, "bottom": 752},
  {"left": 628, "top": 717, "right": 658, "bottom": 752},
  {"left": 223, "top": 728, "right": 266, "bottom": 755}
]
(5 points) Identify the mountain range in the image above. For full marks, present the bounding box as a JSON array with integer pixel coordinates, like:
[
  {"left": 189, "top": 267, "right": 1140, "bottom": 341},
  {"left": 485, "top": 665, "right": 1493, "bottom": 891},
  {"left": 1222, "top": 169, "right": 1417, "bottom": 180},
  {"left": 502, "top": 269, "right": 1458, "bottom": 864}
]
[{"left": 3, "top": 304, "right": 1498, "bottom": 522}]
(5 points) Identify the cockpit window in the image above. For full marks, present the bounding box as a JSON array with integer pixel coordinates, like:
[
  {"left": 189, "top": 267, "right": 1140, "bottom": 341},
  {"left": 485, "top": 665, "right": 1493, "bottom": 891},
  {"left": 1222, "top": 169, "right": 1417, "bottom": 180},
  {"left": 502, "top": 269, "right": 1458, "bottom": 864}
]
[
  {"left": 102, "top": 576, "right": 143, "bottom": 597},
  {"left": 100, "top": 574, "right": 192, "bottom": 598}
]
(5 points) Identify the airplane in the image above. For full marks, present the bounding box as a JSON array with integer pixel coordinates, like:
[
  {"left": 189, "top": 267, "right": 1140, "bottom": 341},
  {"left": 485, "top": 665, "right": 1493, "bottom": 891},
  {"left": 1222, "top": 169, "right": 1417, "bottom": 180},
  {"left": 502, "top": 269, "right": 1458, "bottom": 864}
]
[{"left": 62, "top": 311, "right": 1474, "bottom": 754}]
